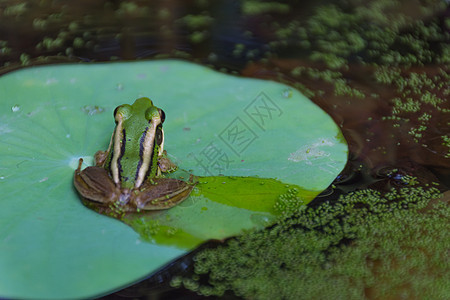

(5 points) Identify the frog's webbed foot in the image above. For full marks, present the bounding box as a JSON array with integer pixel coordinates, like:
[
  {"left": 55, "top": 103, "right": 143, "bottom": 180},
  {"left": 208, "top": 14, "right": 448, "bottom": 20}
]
[
  {"left": 74, "top": 158, "right": 120, "bottom": 204},
  {"left": 133, "top": 178, "right": 195, "bottom": 210}
]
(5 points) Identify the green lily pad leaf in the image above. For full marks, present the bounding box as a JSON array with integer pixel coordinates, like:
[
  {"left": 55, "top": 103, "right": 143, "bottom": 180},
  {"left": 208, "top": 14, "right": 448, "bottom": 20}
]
[{"left": 0, "top": 60, "right": 347, "bottom": 299}]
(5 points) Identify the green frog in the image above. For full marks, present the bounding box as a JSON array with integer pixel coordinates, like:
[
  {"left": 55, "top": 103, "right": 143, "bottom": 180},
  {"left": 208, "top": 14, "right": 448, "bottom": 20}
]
[{"left": 74, "top": 97, "right": 195, "bottom": 212}]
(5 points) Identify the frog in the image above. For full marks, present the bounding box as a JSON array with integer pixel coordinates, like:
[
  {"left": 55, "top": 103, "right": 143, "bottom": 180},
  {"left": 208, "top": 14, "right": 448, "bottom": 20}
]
[{"left": 74, "top": 97, "right": 195, "bottom": 212}]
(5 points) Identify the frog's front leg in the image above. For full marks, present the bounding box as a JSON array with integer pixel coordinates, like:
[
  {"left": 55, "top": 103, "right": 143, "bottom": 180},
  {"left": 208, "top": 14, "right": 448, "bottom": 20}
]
[
  {"left": 158, "top": 150, "right": 178, "bottom": 174},
  {"left": 94, "top": 132, "right": 114, "bottom": 167},
  {"left": 94, "top": 150, "right": 109, "bottom": 167}
]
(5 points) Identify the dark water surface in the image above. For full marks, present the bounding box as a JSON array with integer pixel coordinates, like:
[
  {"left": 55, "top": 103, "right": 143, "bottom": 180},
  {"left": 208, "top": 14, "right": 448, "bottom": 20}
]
[{"left": 1, "top": 0, "right": 448, "bottom": 299}]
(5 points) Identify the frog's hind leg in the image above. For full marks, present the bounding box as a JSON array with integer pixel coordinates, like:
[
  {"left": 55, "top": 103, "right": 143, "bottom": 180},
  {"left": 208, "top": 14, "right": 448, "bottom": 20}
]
[
  {"left": 73, "top": 159, "right": 120, "bottom": 204},
  {"left": 133, "top": 178, "right": 194, "bottom": 210}
]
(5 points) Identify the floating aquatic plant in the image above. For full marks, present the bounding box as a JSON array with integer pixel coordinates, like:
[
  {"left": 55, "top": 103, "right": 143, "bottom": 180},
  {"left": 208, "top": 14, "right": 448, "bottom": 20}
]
[
  {"left": 0, "top": 60, "right": 347, "bottom": 298},
  {"left": 173, "top": 185, "right": 448, "bottom": 299}
]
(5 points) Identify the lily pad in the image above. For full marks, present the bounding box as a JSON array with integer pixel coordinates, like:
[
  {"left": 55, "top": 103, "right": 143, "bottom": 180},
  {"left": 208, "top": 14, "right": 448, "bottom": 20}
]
[{"left": 0, "top": 60, "right": 347, "bottom": 298}]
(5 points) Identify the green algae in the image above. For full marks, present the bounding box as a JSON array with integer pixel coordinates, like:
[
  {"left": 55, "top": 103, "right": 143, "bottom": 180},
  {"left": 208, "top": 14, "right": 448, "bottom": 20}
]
[{"left": 173, "top": 185, "right": 449, "bottom": 299}]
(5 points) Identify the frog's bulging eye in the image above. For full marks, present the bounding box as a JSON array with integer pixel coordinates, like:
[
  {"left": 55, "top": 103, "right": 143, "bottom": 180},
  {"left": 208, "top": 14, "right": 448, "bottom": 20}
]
[
  {"left": 113, "top": 106, "right": 121, "bottom": 123},
  {"left": 114, "top": 105, "right": 132, "bottom": 123},
  {"left": 155, "top": 125, "right": 163, "bottom": 146},
  {"left": 159, "top": 109, "right": 165, "bottom": 124}
]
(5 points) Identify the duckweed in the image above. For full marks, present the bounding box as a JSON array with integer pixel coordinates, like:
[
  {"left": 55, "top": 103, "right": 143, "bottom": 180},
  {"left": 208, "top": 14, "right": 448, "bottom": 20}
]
[
  {"left": 179, "top": 14, "right": 213, "bottom": 29},
  {"left": 3, "top": 3, "right": 27, "bottom": 17},
  {"left": 242, "top": 1, "right": 290, "bottom": 16},
  {"left": 173, "top": 185, "right": 448, "bottom": 299}
]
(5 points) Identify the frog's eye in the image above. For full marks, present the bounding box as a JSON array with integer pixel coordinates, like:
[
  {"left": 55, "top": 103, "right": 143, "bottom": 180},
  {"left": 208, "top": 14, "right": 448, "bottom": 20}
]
[
  {"left": 145, "top": 107, "right": 157, "bottom": 122},
  {"left": 159, "top": 109, "right": 165, "bottom": 124},
  {"left": 113, "top": 106, "right": 121, "bottom": 119},
  {"left": 114, "top": 105, "right": 132, "bottom": 124},
  {"left": 155, "top": 125, "right": 163, "bottom": 146}
]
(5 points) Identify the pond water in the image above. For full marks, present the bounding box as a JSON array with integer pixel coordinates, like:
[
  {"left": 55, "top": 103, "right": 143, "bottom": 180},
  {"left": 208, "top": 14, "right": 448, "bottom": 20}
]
[{"left": 1, "top": 0, "right": 448, "bottom": 299}]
